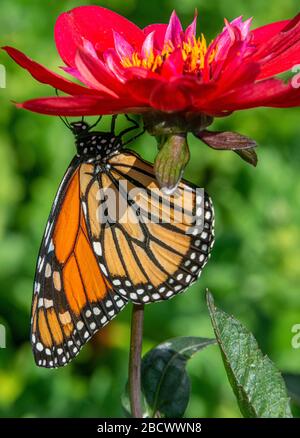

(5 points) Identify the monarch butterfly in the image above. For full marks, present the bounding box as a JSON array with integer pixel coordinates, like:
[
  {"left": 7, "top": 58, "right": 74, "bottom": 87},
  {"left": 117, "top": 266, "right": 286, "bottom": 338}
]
[{"left": 32, "top": 115, "right": 215, "bottom": 368}]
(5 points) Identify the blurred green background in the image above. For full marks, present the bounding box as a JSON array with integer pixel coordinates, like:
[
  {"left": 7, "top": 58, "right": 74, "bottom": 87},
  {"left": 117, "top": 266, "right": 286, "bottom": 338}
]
[{"left": 0, "top": 0, "right": 300, "bottom": 418}]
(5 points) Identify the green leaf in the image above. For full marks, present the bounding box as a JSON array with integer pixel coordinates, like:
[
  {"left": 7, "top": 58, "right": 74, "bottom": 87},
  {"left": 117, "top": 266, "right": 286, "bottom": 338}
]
[
  {"left": 141, "top": 336, "right": 216, "bottom": 418},
  {"left": 283, "top": 373, "right": 300, "bottom": 407},
  {"left": 206, "top": 291, "right": 292, "bottom": 418}
]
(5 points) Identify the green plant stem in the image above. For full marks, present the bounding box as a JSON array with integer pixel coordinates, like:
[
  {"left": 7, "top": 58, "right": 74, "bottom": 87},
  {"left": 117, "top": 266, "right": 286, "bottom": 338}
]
[{"left": 128, "top": 303, "right": 144, "bottom": 418}]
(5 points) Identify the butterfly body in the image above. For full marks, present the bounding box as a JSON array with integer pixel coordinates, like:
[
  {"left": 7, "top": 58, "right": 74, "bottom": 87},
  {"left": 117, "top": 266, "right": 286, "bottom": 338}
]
[
  {"left": 32, "top": 118, "right": 215, "bottom": 368},
  {"left": 71, "top": 121, "right": 122, "bottom": 162}
]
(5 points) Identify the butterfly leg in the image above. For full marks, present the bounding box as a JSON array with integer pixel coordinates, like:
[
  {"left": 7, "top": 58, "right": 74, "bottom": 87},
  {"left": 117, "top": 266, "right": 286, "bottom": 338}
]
[
  {"left": 110, "top": 115, "right": 118, "bottom": 133},
  {"left": 125, "top": 114, "right": 139, "bottom": 128},
  {"left": 122, "top": 127, "right": 146, "bottom": 147}
]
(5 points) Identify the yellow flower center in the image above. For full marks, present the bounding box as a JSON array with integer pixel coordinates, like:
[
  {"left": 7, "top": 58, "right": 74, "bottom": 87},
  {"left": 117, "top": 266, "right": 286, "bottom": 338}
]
[{"left": 121, "top": 35, "right": 215, "bottom": 74}]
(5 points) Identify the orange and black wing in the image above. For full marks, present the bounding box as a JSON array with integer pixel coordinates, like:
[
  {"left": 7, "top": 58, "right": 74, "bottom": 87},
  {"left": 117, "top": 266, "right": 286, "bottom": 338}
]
[
  {"left": 80, "top": 150, "right": 215, "bottom": 304},
  {"left": 32, "top": 158, "right": 127, "bottom": 368}
]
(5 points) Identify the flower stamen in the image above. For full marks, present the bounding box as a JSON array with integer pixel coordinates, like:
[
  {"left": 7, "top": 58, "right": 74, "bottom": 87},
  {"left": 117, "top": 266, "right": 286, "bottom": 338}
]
[{"left": 120, "top": 34, "right": 215, "bottom": 74}]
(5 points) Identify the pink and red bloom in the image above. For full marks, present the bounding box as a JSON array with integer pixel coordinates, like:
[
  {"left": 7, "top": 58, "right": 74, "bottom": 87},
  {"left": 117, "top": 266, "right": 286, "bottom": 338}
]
[{"left": 3, "top": 6, "right": 300, "bottom": 117}]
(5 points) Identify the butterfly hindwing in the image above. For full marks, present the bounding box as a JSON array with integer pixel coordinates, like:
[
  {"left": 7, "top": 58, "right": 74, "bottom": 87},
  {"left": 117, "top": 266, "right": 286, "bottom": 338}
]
[
  {"left": 32, "top": 160, "right": 127, "bottom": 368},
  {"left": 80, "top": 150, "right": 215, "bottom": 304}
]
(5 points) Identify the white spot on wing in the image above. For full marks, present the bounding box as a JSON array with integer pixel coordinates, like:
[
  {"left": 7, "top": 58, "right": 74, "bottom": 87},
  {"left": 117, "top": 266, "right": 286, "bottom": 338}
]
[
  {"left": 205, "top": 211, "right": 211, "bottom": 220},
  {"left": 93, "top": 242, "right": 102, "bottom": 256},
  {"left": 38, "top": 257, "right": 45, "bottom": 273},
  {"left": 99, "top": 264, "right": 108, "bottom": 276},
  {"left": 76, "top": 321, "right": 84, "bottom": 330},
  {"left": 44, "top": 299, "right": 53, "bottom": 309},
  {"left": 152, "top": 293, "right": 160, "bottom": 300},
  {"left": 48, "top": 240, "right": 54, "bottom": 253},
  {"left": 36, "top": 342, "right": 43, "bottom": 352},
  {"left": 82, "top": 202, "right": 87, "bottom": 217},
  {"left": 45, "top": 263, "right": 52, "bottom": 278}
]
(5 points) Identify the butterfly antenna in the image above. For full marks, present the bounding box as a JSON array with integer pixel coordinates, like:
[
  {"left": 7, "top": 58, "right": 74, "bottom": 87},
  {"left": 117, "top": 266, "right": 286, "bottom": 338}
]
[
  {"left": 55, "top": 89, "right": 72, "bottom": 130},
  {"left": 89, "top": 116, "right": 103, "bottom": 130},
  {"left": 58, "top": 115, "right": 72, "bottom": 130}
]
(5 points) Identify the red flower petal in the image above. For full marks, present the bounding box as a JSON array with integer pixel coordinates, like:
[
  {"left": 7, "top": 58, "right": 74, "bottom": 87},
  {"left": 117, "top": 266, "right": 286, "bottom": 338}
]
[
  {"left": 210, "top": 16, "right": 252, "bottom": 73},
  {"left": 113, "top": 31, "right": 135, "bottom": 60},
  {"left": 202, "top": 78, "right": 300, "bottom": 112},
  {"left": 185, "top": 12, "right": 198, "bottom": 42},
  {"left": 18, "top": 95, "right": 145, "bottom": 116},
  {"left": 164, "top": 10, "right": 183, "bottom": 46},
  {"left": 125, "top": 75, "right": 164, "bottom": 103},
  {"left": 265, "top": 80, "right": 300, "bottom": 107},
  {"left": 252, "top": 20, "right": 289, "bottom": 45},
  {"left": 124, "top": 66, "right": 161, "bottom": 81},
  {"left": 141, "top": 31, "right": 155, "bottom": 58},
  {"left": 126, "top": 74, "right": 194, "bottom": 112},
  {"left": 211, "top": 22, "right": 238, "bottom": 64},
  {"left": 143, "top": 24, "right": 167, "bottom": 49},
  {"left": 74, "top": 44, "right": 122, "bottom": 96},
  {"left": 254, "top": 13, "right": 300, "bottom": 79},
  {"left": 55, "top": 5, "right": 144, "bottom": 67},
  {"left": 103, "top": 49, "right": 127, "bottom": 83},
  {"left": 150, "top": 79, "right": 192, "bottom": 112},
  {"left": 61, "top": 66, "right": 86, "bottom": 84},
  {"left": 3, "top": 46, "right": 97, "bottom": 95},
  {"left": 224, "top": 18, "right": 241, "bottom": 42},
  {"left": 257, "top": 45, "right": 300, "bottom": 80},
  {"left": 127, "top": 72, "right": 213, "bottom": 111},
  {"left": 207, "top": 61, "right": 260, "bottom": 102},
  {"left": 161, "top": 49, "right": 184, "bottom": 78},
  {"left": 235, "top": 16, "right": 253, "bottom": 39}
]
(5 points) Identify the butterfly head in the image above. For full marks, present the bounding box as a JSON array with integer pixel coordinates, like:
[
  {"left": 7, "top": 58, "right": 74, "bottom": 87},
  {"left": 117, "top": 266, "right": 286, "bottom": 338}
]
[{"left": 70, "top": 121, "right": 91, "bottom": 137}]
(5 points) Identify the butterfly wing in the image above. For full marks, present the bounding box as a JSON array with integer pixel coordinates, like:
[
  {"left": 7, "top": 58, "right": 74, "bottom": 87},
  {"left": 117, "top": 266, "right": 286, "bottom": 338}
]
[
  {"left": 80, "top": 150, "right": 215, "bottom": 304},
  {"left": 32, "top": 158, "right": 127, "bottom": 368}
]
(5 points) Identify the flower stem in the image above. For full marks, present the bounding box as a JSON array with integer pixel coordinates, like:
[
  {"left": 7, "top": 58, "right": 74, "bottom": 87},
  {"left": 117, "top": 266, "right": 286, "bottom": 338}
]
[{"left": 129, "top": 303, "right": 144, "bottom": 418}]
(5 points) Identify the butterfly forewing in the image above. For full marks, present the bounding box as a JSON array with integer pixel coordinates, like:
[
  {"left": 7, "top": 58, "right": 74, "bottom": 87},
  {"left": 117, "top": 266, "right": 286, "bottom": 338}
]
[{"left": 32, "top": 160, "right": 127, "bottom": 368}]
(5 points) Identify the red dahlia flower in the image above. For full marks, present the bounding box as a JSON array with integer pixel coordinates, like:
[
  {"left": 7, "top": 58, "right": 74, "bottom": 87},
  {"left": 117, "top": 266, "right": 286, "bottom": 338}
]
[
  {"left": 3, "top": 6, "right": 300, "bottom": 189},
  {"left": 4, "top": 5, "right": 300, "bottom": 115}
]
